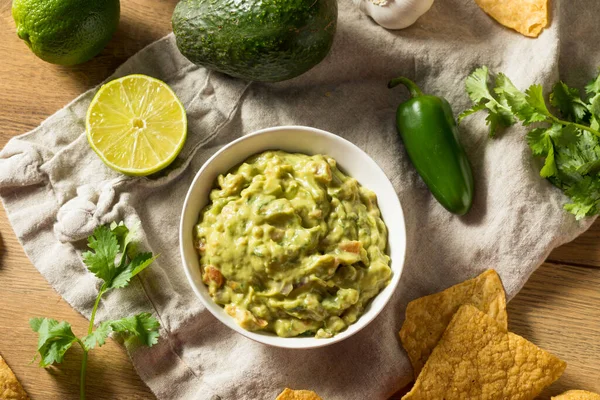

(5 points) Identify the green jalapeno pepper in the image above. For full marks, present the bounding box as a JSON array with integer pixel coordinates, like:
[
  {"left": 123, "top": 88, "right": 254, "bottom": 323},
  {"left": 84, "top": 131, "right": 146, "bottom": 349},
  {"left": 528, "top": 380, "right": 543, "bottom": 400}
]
[{"left": 389, "top": 76, "right": 474, "bottom": 215}]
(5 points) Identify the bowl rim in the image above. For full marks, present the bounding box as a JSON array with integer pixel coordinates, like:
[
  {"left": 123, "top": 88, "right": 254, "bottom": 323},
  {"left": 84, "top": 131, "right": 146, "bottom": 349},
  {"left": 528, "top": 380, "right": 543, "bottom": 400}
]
[{"left": 179, "top": 125, "right": 407, "bottom": 349}]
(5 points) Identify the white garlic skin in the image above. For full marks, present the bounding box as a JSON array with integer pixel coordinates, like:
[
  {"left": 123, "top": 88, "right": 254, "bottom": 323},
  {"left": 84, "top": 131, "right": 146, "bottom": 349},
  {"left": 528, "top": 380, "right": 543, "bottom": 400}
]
[{"left": 354, "top": 0, "right": 435, "bottom": 30}]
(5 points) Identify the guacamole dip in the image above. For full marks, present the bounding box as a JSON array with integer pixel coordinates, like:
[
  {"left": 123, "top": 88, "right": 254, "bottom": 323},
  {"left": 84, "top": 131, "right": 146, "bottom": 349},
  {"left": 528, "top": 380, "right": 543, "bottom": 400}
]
[{"left": 194, "top": 151, "right": 391, "bottom": 338}]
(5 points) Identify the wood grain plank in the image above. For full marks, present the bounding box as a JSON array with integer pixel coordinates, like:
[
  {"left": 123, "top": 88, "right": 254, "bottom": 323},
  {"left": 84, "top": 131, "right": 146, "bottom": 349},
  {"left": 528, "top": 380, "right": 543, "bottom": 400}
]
[
  {"left": 1, "top": 0, "right": 599, "bottom": 399},
  {"left": 0, "top": 211, "right": 156, "bottom": 399},
  {"left": 509, "top": 263, "right": 600, "bottom": 398},
  {"left": 0, "top": 1, "right": 170, "bottom": 397},
  {"left": 549, "top": 219, "right": 600, "bottom": 268},
  {"left": 389, "top": 263, "right": 600, "bottom": 399},
  {"left": 7, "top": 211, "right": 599, "bottom": 399},
  {"left": 0, "top": 0, "right": 177, "bottom": 146}
]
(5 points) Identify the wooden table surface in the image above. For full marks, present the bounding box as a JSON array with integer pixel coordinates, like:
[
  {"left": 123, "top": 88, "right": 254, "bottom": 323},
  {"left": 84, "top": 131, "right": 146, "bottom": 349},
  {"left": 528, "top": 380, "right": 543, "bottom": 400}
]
[{"left": 1, "top": 1, "right": 599, "bottom": 399}]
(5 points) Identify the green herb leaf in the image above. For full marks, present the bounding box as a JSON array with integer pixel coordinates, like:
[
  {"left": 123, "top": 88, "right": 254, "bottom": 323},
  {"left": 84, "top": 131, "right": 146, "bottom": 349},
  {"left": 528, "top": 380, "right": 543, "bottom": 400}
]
[
  {"left": 457, "top": 103, "right": 486, "bottom": 123},
  {"left": 578, "top": 160, "right": 600, "bottom": 175},
  {"left": 485, "top": 112, "right": 508, "bottom": 138},
  {"left": 82, "top": 225, "right": 119, "bottom": 283},
  {"left": 540, "top": 145, "right": 558, "bottom": 178},
  {"left": 461, "top": 66, "right": 600, "bottom": 220},
  {"left": 83, "top": 313, "right": 160, "bottom": 350},
  {"left": 591, "top": 116, "right": 600, "bottom": 131},
  {"left": 110, "top": 221, "right": 129, "bottom": 243},
  {"left": 82, "top": 322, "right": 113, "bottom": 351},
  {"left": 30, "top": 318, "right": 79, "bottom": 367},
  {"left": 550, "top": 82, "right": 589, "bottom": 123},
  {"left": 564, "top": 176, "right": 600, "bottom": 220},
  {"left": 585, "top": 70, "right": 600, "bottom": 95},
  {"left": 554, "top": 130, "right": 600, "bottom": 179},
  {"left": 463, "top": 66, "right": 515, "bottom": 136},
  {"left": 552, "top": 124, "right": 579, "bottom": 147},
  {"left": 109, "top": 252, "right": 157, "bottom": 290},
  {"left": 587, "top": 93, "right": 600, "bottom": 127},
  {"left": 113, "top": 313, "right": 160, "bottom": 347},
  {"left": 110, "top": 221, "right": 138, "bottom": 264},
  {"left": 31, "top": 222, "right": 160, "bottom": 400},
  {"left": 82, "top": 222, "right": 155, "bottom": 290},
  {"left": 464, "top": 66, "right": 494, "bottom": 105},
  {"left": 524, "top": 84, "right": 552, "bottom": 117},
  {"left": 495, "top": 73, "right": 547, "bottom": 125},
  {"left": 526, "top": 128, "right": 552, "bottom": 156}
]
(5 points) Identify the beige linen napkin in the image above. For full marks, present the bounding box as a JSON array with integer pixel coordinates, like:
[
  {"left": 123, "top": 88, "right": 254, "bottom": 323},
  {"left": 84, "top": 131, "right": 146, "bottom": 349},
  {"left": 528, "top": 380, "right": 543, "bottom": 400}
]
[{"left": 0, "top": 0, "right": 597, "bottom": 399}]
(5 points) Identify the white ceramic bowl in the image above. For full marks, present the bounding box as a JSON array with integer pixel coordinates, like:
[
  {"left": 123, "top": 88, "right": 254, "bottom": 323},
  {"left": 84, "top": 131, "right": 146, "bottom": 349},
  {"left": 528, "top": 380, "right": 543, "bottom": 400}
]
[{"left": 180, "top": 126, "right": 406, "bottom": 349}]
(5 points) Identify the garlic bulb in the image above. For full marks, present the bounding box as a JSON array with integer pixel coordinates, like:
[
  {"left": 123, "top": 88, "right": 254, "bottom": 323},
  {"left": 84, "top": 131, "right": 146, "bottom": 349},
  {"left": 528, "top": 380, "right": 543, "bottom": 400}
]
[{"left": 354, "top": 0, "right": 434, "bottom": 30}]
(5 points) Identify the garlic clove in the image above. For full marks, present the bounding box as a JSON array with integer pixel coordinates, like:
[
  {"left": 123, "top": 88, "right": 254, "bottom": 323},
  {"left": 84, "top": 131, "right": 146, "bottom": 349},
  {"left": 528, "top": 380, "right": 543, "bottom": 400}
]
[{"left": 354, "top": 0, "right": 435, "bottom": 30}]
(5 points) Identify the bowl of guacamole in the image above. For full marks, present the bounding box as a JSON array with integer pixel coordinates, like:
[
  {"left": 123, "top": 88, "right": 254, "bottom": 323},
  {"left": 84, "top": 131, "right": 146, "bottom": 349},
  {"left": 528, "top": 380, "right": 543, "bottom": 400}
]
[{"left": 180, "top": 126, "right": 406, "bottom": 349}]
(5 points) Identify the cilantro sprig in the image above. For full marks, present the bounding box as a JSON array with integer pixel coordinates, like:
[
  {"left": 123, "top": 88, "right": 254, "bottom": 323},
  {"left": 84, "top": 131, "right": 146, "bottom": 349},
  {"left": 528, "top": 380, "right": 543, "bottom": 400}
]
[
  {"left": 30, "top": 222, "right": 160, "bottom": 400},
  {"left": 459, "top": 66, "right": 600, "bottom": 219}
]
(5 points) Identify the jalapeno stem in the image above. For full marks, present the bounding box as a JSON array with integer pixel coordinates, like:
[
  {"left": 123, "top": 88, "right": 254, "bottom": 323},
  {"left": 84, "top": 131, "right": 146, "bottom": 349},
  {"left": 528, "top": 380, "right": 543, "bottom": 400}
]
[{"left": 388, "top": 77, "right": 424, "bottom": 98}]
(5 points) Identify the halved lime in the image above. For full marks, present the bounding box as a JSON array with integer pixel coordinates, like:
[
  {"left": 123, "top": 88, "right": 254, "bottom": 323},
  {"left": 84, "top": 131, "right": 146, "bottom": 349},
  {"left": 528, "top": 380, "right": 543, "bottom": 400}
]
[{"left": 86, "top": 74, "right": 187, "bottom": 176}]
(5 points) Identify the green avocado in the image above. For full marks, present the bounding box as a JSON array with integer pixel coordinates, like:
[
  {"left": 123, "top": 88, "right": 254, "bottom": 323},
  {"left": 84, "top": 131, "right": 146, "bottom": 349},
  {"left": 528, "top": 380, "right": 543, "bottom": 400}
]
[{"left": 171, "top": 0, "right": 337, "bottom": 82}]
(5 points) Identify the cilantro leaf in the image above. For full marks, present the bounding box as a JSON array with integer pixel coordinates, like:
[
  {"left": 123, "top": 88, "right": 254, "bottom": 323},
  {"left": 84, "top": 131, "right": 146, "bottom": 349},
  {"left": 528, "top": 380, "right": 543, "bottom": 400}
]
[
  {"left": 30, "top": 318, "right": 79, "bottom": 367},
  {"left": 587, "top": 93, "right": 600, "bottom": 127},
  {"left": 578, "top": 160, "right": 600, "bottom": 175},
  {"left": 526, "top": 128, "right": 552, "bottom": 156},
  {"left": 111, "top": 313, "right": 160, "bottom": 347},
  {"left": 457, "top": 103, "right": 486, "bottom": 123},
  {"left": 540, "top": 145, "right": 558, "bottom": 178},
  {"left": 524, "top": 85, "right": 552, "bottom": 117},
  {"left": 554, "top": 130, "right": 600, "bottom": 180},
  {"left": 110, "top": 221, "right": 129, "bottom": 244},
  {"left": 110, "top": 221, "right": 139, "bottom": 264},
  {"left": 464, "top": 66, "right": 494, "bottom": 104},
  {"left": 527, "top": 125, "right": 578, "bottom": 158},
  {"left": 81, "top": 222, "right": 155, "bottom": 289},
  {"left": 550, "top": 82, "right": 589, "bottom": 123},
  {"left": 83, "top": 313, "right": 161, "bottom": 351},
  {"left": 31, "top": 222, "right": 160, "bottom": 400},
  {"left": 552, "top": 124, "right": 580, "bottom": 147},
  {"left": 463, "top": 66, "right": 516, "bottom": 136},
  {"left": 461, "top": 66, "right": 600, "bottom": 220},
  {"left": 109, "top": 252, "right": 157, "bottom": 289},
  {"left": 495, "top": 74, "right": 547, "bottom": 125},
  {"left": 591, "top": 116, "right": 600, "bottom": 131},
  {"left": 82, "top": 225, "right": 119, "bottom": 283},
  {"left": 82, "top": 322, "right": 112, "bottom": 351},
  {"left": 83, "top": 313, "right": 160, "bottom": 350},
  {"left": 485, "top": 112, "right": 508, "bottom": 138},
  {"left": 585, "top": 70, "right": 600, "bottom": 95},
  {"left": 564, "top": 176, "right": 600, "bottom": 219}
]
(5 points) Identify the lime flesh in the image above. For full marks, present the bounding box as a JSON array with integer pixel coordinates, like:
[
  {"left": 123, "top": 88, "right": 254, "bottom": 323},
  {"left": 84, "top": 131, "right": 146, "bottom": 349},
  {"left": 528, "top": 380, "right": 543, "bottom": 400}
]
[{"left": 86, "top": 75, "right": 187, "bottom": 176}]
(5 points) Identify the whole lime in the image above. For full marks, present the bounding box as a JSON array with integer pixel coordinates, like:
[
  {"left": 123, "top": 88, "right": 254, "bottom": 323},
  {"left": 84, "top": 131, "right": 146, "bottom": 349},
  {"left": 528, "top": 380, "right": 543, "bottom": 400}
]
[{"left": 12, "top": 0, "right": 120, "bottom": 66}]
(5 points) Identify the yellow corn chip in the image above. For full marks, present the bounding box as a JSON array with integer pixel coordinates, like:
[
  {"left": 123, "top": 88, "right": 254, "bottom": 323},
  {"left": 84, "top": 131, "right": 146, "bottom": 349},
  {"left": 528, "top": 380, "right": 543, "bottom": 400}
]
[
  {"left": 553, "top": 390, "right": 600, "bottom": 400},
  {"left": 474, "top": 0, "right": 549, "bottom": 38},
  {"left": 0, "top": 355, "right": 29, "bottom": 400},
  {"left": 399, "top": 269, "right": 507, "bottom": 378},
  {"left": 276, "top": 388, "right": 323, "bottom": 400},
  {"left": 402, "top": 305, "right": 566, "bottom": 400}
]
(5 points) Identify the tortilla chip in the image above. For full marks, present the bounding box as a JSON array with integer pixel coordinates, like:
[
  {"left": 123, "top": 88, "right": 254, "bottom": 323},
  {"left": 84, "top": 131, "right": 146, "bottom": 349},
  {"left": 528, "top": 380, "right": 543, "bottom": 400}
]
[
  {"left": 402, "top": 305, "right": 566, "bottom": 400},
  {"left": 276, "top": 388, "right": 323, "bottom": 400},
  {"left": 552, "top": 391, "right": 600, "bottom": 400},
  {"left": 0, "top": 355, "right": 29, "bottom": 400},
  {"left": 474, "top": 0, "right": 549, "bottom": 38},
  {"left": 399, "top": 270, "right": 507, "bottom": 378}
]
